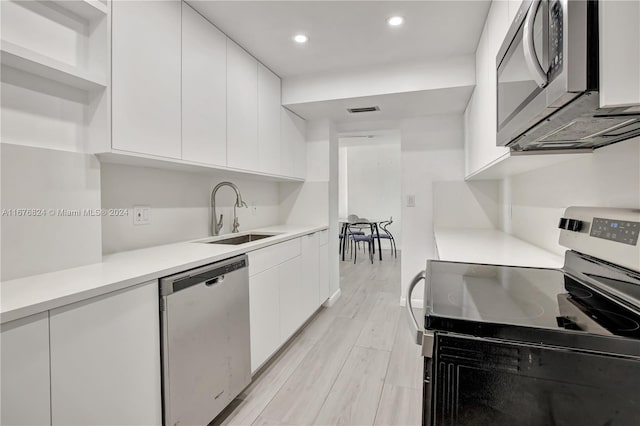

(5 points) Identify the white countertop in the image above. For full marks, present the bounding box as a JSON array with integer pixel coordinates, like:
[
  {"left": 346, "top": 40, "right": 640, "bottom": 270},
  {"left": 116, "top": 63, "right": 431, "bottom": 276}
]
[
  {"left": 0, "top": 225, "right": 327, "bottom": 324},
  {"left": 434, "top": 228, "right": 564, "bottom": 268}
]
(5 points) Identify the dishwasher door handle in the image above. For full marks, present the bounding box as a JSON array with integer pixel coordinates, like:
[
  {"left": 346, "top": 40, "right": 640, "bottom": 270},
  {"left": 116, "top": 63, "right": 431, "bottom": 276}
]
[{"left": 206, "top": 276, "right": 225, "bottom": 286}]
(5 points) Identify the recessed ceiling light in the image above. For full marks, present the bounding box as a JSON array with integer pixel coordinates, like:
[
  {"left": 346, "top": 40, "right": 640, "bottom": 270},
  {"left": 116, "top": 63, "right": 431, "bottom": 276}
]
[
  {"left": 387, "top": 16, "right": 404, "bottom": 27},
  {"left": 293, "top": 34, "right": 309, "bottom": 43}
]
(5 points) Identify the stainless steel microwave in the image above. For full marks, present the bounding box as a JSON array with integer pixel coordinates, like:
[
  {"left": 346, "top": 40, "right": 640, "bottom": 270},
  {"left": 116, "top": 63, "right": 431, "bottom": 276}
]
[{"left": 496, "top": 0, "right": 640, "bottom": 151}]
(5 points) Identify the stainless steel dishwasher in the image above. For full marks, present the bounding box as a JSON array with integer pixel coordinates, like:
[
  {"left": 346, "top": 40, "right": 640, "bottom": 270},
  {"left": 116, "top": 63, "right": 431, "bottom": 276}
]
[{"left": 160, "top": 255, "right": 250, "bottom": 426}]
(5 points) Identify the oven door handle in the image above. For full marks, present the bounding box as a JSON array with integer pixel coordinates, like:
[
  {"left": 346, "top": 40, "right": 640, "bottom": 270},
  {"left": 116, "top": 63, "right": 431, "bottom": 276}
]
[
  {"left": 523, "top": 0, "right": 548, "bottom": 88},
  {"left": 406, "top": 270, "right": 427, "bottom": 345}
]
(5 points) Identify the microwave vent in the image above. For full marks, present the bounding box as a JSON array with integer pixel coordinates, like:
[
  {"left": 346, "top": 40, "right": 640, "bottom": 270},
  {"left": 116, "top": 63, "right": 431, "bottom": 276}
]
[
  {"left": 538, "top": 117, "right": 638, "bottom": 142},
  {"left": 347, "top": 106, "right": 380, "bottom": 114}
]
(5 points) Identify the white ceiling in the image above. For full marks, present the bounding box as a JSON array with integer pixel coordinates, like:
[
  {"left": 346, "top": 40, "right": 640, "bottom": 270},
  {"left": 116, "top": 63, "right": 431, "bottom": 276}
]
[
  {"left": 188, "top": 1, "right": 491, "bottom": 77},
  {"left": 286, "top": 85, "right": 474, "bottom": 123}
]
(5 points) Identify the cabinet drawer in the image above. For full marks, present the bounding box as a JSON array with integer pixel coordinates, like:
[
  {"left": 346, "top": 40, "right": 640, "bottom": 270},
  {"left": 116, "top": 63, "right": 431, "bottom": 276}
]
[
  {"left": 318, "top": 230, "right": 329, "bottom": 246},
  {"left": 249, "top": 238, "right": 301, "bottom": 276}
]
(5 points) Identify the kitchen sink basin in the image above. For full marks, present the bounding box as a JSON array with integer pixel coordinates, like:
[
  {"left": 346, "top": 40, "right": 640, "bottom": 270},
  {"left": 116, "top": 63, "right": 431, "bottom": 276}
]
[{"left": 201, "top": 233, "right": 280, "bottom": 245}]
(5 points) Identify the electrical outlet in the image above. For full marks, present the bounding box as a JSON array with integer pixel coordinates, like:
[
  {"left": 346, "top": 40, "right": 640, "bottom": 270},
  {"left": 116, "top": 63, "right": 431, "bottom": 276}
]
[
  {"left": 407, "top": 195, "right": 416, "bottom": 208},
  {"left": 133, "top": 206, "right": 151, "bottom": 225}
]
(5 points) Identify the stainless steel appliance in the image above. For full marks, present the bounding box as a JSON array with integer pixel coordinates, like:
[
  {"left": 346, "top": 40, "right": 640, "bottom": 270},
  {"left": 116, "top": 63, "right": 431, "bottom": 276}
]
[
  {"left": 496, "top": 0, "right": 640, "bottom": 151},
  {"left": 160, "top": 255, "right": 251, "bottom": 426},
  {"left": 407, "top": 207, "right": 640, "bottom": 425}
]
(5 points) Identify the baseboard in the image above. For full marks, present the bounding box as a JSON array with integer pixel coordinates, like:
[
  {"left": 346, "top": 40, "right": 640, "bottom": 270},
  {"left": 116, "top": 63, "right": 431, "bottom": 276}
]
[
  {"left": 322, "top": 288, "right": 342, "bottom": 308},
  {"left": 400, "top": 296, "right": 424, "bottom": 309}
]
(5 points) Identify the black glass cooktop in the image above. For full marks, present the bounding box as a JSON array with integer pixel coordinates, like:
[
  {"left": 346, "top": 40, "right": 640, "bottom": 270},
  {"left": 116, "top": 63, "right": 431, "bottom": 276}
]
[{"left": 424, "top": 260, "right": 640, "bottom": 341}]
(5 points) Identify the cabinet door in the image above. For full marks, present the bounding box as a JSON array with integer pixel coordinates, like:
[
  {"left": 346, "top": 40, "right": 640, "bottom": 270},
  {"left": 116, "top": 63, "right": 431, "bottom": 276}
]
[
  {"left": 0, "top": 312, "right": 51, "bottom": 426},
  {"left": 300, "top": 232, "right": 320, "bottom": 318},
  {"left": 112, "top": 0, "right": 181, "bottom": 158},
  {"left": 49, "top": 282, "right": 162, "bottom": 426},
  {"left": 249, "top": 266, "right": 281, "bottom": 373},
  {"left": 599, "top": 0, "right": 640, "bottom": 107},
  {"left": 279, "top": 255, "right": 304, "bottom": 342},
  {"left": 182, "top": 2, "right": 227, "bottom": 166},
  {"left": 227, "top": 39, "right": 258, "bottom": 171},
  {"left": 281, "top": 107, "right": 307, "bottom": 179},
  {"left": 318, "top": 243, "right": 330, "bottom": 304},
  {"left": 258, "top": 63, "right": 282, "bottom": 174}
]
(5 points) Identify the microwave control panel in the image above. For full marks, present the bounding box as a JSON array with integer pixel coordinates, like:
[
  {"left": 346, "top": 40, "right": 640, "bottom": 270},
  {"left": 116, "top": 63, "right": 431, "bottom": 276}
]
[{"left": 548, "top": 0, "right": 564, "bottom": 80}]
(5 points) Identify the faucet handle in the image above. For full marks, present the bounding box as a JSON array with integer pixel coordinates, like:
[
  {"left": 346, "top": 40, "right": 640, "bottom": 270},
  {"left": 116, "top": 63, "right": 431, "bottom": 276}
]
[{"left": 232, "top": 217, "right": 240, "bottom": 233}]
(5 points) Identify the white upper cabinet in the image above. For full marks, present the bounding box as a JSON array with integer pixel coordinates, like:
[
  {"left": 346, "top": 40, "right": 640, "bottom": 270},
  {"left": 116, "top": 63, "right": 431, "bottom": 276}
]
[
  {"left": 112, "top": 0, "right": 181, "bottom": 159},
  {"left": 599, "top": 0, "right": 640, "bottom": 107},
  {"left": 181, "top": 2, "right": 227, "bottom": 166},
  {"left": 281, "top": 107, "right": 307, "bottom": 179},
  {"left": 0, "top": 312, "right": 51, "bottom": 426},
  {"left": 227, "top": 39, "right": 259, "bottom": 171},
  {"left": 258, "top": 63, "right": 282, "bottom": 175}
]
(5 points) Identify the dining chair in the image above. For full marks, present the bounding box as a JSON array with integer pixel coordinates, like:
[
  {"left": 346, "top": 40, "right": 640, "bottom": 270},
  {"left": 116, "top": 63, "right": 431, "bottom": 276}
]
[
  {"left": 348, "top": 222, "right": 374, "bottom": 264},
  {"left": 377, "top": 216, "right": 397, "bottom": 258}
]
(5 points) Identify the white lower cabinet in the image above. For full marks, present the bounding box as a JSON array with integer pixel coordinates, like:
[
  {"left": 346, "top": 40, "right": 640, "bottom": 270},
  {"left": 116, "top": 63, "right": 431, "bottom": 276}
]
[
  {"left": 249, "top": 266, "right": 281, "bottom": 372},
  {"left": 279, "top": 256, "right": 304, "bottom": 342},
  {"left": 0, "top": 312, "right": 51, "bottom": 426},
  {"left": 318, "top": 242, "right": 330, "bottom": 304},
  {"left": 248, "top": 231, "right": 327, "bottom": 373},
  {"left": 300, "top": 232, "right": 320, "bottom": 319},
  {"left": 49, "top": 282, "right": 162, "bottom": 426}
]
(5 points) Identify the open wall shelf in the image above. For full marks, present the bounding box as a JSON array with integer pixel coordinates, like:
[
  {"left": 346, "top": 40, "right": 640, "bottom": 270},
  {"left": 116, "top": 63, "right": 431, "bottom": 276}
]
[{"left": 1, "top": 41, "right": 107, "bottom": 91}]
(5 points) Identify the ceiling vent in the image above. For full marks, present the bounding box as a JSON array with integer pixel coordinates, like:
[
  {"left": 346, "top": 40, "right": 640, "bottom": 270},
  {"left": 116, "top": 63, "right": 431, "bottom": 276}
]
[{"left": 347, "top": 106, "right": 380, "bottom": 114}]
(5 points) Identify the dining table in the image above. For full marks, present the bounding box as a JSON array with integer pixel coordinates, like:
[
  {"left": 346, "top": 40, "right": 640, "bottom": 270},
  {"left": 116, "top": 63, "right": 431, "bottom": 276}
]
[{"left": 338, "top": 218, "right": 387, "bottom": 261}]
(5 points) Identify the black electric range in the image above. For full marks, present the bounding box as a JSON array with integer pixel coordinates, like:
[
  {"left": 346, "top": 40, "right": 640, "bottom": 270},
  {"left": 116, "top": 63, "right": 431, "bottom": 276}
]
[{"left": 407, "top": 207, "right": 640, "bottom": 426}]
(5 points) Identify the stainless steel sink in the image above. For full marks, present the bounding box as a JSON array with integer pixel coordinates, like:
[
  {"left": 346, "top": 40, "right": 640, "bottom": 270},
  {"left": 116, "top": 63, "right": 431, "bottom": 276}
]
[{"left": 201, "top": 233, "right": 279, "bottom": 245}]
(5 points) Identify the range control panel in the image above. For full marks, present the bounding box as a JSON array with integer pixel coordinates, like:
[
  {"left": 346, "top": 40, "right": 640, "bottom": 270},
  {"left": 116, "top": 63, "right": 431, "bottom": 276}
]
[{"left": 590, "top": 218, "right": 639, "bottom": 246}]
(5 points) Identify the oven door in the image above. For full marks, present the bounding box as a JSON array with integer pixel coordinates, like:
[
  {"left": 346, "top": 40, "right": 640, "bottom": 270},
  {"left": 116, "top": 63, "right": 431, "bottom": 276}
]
[
  {"left": 496, "top": 0, "right": 580, "bottom": 147},
  {"left": 431, "top": 333, "right": 640, "bottom": 426}
]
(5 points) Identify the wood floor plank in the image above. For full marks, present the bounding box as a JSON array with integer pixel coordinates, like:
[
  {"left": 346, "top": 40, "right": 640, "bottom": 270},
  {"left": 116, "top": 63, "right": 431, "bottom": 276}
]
[
  {"left": 355, "top": 292, "right": 402, "bottom": 351},
  {"left": 385, "top": 316, "right": 424, "bottom": 390},
  {"left": 216, "top": 336, "right": 316, "bottom": 426},
  {"left": 374, "top": 384, "right": 422, "bottom": 426},
  {"left": 259, "top": 316, "right": 366, "bottom": 425},
  {"left": 313, "top": 346, "right": 391, "bottom": 426}
]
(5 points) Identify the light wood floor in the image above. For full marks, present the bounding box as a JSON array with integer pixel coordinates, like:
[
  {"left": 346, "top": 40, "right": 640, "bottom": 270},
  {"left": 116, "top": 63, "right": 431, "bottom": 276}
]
[{"left": 213, "top": 250, "right": 423, "bottom": 426}]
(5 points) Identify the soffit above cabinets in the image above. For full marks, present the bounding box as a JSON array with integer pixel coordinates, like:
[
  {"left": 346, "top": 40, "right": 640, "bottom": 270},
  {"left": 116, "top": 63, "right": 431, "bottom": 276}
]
[{"left": 187, "top": 0, "right": 491, "bottom": 78}]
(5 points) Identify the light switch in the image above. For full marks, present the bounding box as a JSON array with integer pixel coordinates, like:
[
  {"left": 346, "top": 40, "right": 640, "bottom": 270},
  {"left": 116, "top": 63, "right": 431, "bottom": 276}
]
[
  {"left": 133, "top": 206, "right": 151, "bottom": 225},
  {"left": 407, "top": 195, "right": 416, "bottom": 208}
]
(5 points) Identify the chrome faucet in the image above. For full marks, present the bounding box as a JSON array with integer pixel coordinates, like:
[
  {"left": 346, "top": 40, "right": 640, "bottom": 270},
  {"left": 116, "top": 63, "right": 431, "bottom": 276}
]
[{"left": 210, "top": 182, "right": 248, "bottom": 236}]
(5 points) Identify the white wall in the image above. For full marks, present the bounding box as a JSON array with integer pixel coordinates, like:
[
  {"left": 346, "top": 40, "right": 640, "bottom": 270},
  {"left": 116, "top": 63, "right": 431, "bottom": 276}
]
[
  {"left": 101, "top": 164, "right": 281, "bottom": 254},
  {"left": 399, "top": 115, "right": 469, "bottom": 304},
  {"left": 1, "top": 144, "right": 102, "bottom": 280},
  {"left": 499, "top": 137, "right": 640, "bottom": 256},
  {"left": 432, "top": 181, "right": 499, "bottom": 229},
  {"left": 341, "top": 139, "right": 402, "bottom": 249},
  {"left": 338, "top": 146, "right": 348, "bottom": 218}
]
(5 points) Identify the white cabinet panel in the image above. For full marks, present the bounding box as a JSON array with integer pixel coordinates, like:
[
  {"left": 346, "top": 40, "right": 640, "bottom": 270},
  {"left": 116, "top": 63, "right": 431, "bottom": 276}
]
[
  {"left": 318, "top": 243, "right": 330, "bottom": 304},
  {"left": 258, "top": 63, "right": 282, "bottom": 174},
  {"left": 279, "top": 256, "right": 304, "bottom": 342},
  {"left": 182, "top": 2, "right": 227, "bottom": 166},
  {"left": 464, "top": 7, "right": 509, "bottom": 178},
  {"left": 0, "top": 312, "right": 51, "bottom": 426},
  {"left": 599, "top": 0, "right": 640, "bottom": 107},
  {"left": 281, "top": 107, "right": 307, "bottom": 179},
  {"left": 300, "top": 232, "right": 320, "bottom": 319},
  {"left": 227, "top": 39, "right": 258, "bottom": 171},
  {"left": 112, "top": 0, "right": 181, "bottom": 159},
  {"left": 248, "top": 238, "right": 301, "bottom": 276},
  {"left": 49, "top": 282, "right": 162, "bottom": 426},
  {"left": 249, "top": 266, "right": 280, "bottom": 373}
]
